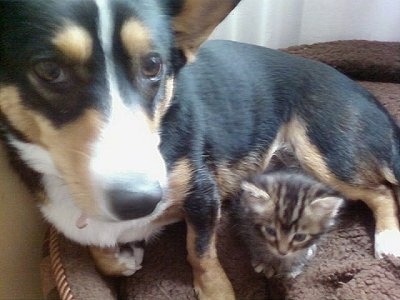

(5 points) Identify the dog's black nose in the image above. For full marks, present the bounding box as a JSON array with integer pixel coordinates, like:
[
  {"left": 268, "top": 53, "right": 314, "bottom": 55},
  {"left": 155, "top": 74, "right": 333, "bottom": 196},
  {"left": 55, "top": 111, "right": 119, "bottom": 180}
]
[{"left": 108, "top": 177, "right": 163, "bottom": 220}]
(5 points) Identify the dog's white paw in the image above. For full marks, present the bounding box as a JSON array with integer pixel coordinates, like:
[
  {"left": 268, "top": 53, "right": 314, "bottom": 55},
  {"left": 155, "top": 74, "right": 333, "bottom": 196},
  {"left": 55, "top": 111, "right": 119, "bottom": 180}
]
[
  {"left": 118, "top": 242, "right": 145, "bottom": 276},
  {"left": 375, "top": 229, "right": 400, "bottom": 258}
]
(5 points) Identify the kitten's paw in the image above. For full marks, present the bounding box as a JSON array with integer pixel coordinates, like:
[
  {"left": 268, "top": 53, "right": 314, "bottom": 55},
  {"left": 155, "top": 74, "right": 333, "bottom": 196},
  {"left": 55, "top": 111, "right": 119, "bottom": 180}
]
[
  {"left": 306, "top": 244, "right": 317, "bottom": 259},
  {"left": 286, "top": 265, "right": 305, "bottom": 279},
  {"left": 264, "top": 268, "right": 277, "bottom": 278},
  {"left": 375, "top": 229, "right": 400, "bottom": 258},
  {"left": 287, "top": 270, "right": 302, "bottom": 278},
  {"left": 252, "top": 261, "right": 266, "bottom": 274},
  {"left": 252, "top": 261, "right": 278, "bottom": 278}
]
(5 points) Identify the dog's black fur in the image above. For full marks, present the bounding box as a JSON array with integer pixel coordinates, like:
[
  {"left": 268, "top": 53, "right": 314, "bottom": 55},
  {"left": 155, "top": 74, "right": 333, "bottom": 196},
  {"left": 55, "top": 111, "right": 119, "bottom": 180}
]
[{"left": 1, "top": 1, "right": 400, "bottom": 299}]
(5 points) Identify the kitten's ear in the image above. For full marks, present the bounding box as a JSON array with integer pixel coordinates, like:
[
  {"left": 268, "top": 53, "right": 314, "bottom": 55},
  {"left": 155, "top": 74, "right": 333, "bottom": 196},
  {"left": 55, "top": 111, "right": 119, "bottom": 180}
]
[
  {"left": 240, "top": 181, "right": 271, "bottom": 212},
  {"left": 241, "top": 181, "right": 270, "bottom": 199},
  {"left": 164, "top": 0, "right": 241, "bottom": 62},
  {"left": 309, "top": 196, "right": 344, "bottom": 219}
]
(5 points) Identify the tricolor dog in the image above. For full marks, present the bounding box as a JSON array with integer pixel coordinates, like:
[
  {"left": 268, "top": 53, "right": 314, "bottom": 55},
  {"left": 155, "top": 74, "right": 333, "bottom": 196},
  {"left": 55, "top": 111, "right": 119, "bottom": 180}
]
[{"left": 1, "top": 1, "right": 400, "bottom": 299}]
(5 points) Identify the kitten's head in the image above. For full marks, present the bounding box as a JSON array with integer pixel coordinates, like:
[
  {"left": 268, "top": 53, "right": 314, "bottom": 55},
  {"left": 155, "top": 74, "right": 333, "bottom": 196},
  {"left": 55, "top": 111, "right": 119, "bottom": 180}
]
[{"left": 238, "top": 171, "right": 343, "bottom": 258}]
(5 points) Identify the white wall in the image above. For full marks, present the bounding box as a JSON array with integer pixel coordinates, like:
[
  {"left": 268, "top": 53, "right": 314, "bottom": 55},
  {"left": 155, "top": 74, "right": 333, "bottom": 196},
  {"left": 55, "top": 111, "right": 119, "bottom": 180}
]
[{"left": 211, "top": 0, "right": 400, "bottom": 49}]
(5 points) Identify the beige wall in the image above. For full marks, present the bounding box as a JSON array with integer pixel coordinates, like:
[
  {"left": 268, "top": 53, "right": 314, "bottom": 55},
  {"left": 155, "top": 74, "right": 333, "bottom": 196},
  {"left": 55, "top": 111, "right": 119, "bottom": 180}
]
[{"left": 0, "top": 142, "right": 45, "bottom": 300}]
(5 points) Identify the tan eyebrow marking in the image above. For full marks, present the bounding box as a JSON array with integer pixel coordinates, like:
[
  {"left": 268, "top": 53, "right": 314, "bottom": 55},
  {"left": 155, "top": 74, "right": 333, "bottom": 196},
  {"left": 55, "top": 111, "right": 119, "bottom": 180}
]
[
  {"left": 52, "top": 25, "right": 93, "bottom": 63},
  {"left": 120, "top": 18, "right": 152, "bottom": 57}
]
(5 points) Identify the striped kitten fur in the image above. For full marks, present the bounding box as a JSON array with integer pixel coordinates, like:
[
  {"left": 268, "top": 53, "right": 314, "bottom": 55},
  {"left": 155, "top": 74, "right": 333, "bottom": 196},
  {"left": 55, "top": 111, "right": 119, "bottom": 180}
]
[{"left": 235, "top": 154, "right": 343, "bottom": 278}]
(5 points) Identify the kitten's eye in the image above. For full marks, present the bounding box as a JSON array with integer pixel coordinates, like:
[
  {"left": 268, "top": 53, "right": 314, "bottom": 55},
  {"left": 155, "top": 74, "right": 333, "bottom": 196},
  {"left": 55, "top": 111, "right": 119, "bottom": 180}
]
[
  {"left": 140, "top": 52, "right": 163, "bottom": 80},
  {"left": 263, "top": 226, "right": 277, "bottom": 237},
  {"left": 293, "top": 233, "right": 308, "bottom": 242},
  {"left": 33, "top": 61, "right": 68, "bottom": 83}
]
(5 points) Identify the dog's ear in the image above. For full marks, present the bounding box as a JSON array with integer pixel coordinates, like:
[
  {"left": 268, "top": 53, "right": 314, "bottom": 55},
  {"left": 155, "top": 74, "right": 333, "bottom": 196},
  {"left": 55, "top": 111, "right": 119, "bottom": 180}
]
[{"left": 164, "top": 0, "right": 241, "bottom": 62}]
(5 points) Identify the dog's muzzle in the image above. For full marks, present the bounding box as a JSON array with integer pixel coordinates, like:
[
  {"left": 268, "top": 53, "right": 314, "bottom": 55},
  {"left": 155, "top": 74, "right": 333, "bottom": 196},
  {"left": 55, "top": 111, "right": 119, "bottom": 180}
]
[
  {"left": 89, "top": 104, "right": 168, "bottom": 221},
  {"left": 108, "top": 174, "right": 163, "bottom": 220}
]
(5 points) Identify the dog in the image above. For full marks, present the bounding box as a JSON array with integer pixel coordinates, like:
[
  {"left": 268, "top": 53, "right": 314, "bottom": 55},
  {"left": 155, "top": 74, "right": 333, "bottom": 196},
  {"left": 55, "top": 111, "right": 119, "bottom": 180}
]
[{"left": 1, "top": 1, "right": 400, "bottom": 299}]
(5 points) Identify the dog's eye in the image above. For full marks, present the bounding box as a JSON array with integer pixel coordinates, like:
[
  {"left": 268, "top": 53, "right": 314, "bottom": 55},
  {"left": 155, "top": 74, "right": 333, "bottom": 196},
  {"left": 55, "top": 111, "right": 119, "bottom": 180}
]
[
  {"left": 140, "top": 52, "right": 163, "bottom": 80},
  {"left": 33, "top": 61, "right": 67, "bottom": 83}
]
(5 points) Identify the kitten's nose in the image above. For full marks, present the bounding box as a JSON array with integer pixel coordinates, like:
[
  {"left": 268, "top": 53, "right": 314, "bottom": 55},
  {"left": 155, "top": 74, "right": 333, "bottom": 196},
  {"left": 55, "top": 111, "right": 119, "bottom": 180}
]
[
  {"left": 277, "top": 246, "right": 289, "bottom": 256},
  {"left": 278, "top": 249, "right": 289, "bottom": 256}
]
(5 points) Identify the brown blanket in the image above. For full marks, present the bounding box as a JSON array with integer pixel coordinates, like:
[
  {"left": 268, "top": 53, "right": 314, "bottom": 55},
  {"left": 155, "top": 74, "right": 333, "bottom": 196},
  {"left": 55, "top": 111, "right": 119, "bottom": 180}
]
[{"left": 42, "top": 40, "right": 400, "bottom": 300}]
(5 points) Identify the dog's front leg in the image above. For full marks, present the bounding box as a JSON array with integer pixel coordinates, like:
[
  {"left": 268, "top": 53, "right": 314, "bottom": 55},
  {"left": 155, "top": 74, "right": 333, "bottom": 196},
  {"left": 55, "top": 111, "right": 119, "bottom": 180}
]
[
  {"left": 184, "top": 175, "right": 235, "bottom": 300},
  {"left": 186, "top": 225, "right": 235, "bottom": 300},
  {"left": 89, "top": 241, "right": 145, "bottom": 277}
]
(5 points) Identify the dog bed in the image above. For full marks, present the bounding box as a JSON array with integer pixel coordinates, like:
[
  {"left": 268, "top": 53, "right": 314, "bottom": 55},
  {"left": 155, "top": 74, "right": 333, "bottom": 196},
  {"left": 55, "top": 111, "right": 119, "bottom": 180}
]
[{"left": 41, "top": 40, "right": 400, "bottom": 300}]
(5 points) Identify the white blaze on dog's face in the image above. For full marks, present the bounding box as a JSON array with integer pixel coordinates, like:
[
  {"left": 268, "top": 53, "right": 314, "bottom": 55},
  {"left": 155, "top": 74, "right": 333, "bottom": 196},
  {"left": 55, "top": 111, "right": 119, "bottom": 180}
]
[
  {"left": 0, "top": 0, "right": 173, "bottom": 224},
  {"left": 89, "top": 0, "right": 171, "bottom": 221}
]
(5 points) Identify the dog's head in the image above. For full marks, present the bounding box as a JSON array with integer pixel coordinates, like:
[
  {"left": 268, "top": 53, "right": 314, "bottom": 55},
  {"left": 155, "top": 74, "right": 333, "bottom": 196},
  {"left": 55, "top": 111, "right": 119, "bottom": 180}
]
[{"left": 0, "top": 0, "right": 239, "bottom": 223}]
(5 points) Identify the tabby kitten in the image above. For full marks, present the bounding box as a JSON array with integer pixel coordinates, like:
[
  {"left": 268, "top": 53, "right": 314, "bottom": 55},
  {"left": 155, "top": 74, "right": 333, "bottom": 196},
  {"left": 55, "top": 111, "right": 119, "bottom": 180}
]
[{"left": 235, "top": 170, "right": 343, "bottom": 278}]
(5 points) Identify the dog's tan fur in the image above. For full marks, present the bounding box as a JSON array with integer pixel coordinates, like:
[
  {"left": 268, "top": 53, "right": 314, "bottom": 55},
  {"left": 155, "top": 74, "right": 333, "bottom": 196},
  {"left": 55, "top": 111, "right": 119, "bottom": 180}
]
[
  {"left": 0, "top": 85, "right": 42, "bottom": 144},
  {"left": 186, "top": 223, "right": 235, "bottom": 300},
  {"left": 0, "top": 85, "right": 105, "bottom": 214},
  {"left": 172, "top": 0, "right": 240, "bottom": 62},
  {"left": 52, "top": 25, "right": 93, "bottom": 64},
  {"left": 285, "top": 117, "right": 400, "bottom": 234},
  {"left": 120, "top": 19, "right": 152, "bottom": 59}
]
